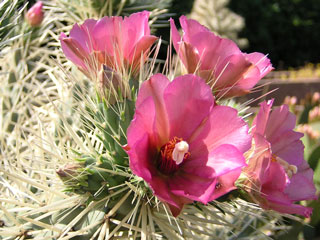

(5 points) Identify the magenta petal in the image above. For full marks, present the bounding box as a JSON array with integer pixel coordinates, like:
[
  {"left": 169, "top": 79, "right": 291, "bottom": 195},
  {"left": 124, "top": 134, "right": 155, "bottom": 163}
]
[
  {"left": 171, "top": 144, "right": 245, "bottom": 203},
  {"left": 261, "top": 161, "right": 287, "bottom": 192},
  {"left": 268, "top": 201, "right": 313, "bottom": 218},
  {"left": 190, "top": 105, "right": 251, "bottom": 157},
  {"left": 136, "top": 74, "right": 170, "bottom": 145},
  {"left": 163, "top": 74, "right": 214, "bottom": 140},
  {"left": 169, "top": 172, "right": 217, "bottom": 204},
  {"left": 128, "top": 134, "right": 154, "bottom": 182},
  {"left": 211, "top": 169, "right": 241, "bottom": 200},
  {"left": 206, "top": 144, "right": 246, "bottom": 177},
  {"left": 127, "top": 96, "right": 157, "bottom": 148}
]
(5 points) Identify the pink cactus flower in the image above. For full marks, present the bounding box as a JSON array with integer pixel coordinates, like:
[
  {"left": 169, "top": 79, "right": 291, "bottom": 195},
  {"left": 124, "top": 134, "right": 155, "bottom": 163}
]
[
  {"left": 60, "top": 11, "right": 157, "bottom": 77},
  {"left": 26, "top": 1, "right": 44, "bottom": 27},
  {"left": 170, "top": 16, "right": 273, "bottom": 98},
  {"left": 244, "top": 100, "right": 317, "bottom": 217},
  {"left": 126, "top": 74, "right": 251, "bottom": 216}
]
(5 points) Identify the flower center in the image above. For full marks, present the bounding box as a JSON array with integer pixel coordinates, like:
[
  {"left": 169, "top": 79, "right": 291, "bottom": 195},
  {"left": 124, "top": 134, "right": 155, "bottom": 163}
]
[
  {"left": 157, "top": 137, "right": 190, "bottom": 175},
  {"left": 271, "top": 154, "right": 297, "bottom": 178}
]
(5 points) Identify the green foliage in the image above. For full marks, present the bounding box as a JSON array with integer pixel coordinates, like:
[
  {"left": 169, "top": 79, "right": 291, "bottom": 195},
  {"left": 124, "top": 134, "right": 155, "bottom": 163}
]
[{"left": 229, "top": 0, "right": 320, "bottom": 68}]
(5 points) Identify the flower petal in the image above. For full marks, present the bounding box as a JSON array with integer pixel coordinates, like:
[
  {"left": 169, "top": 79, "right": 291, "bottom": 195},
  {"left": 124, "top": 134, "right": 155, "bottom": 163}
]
[
  {"left": 60, "top": 33, "right": 87, "bottom": 69},
  {"left": 284, "top": 161, "right": 317, "bottom": 201},
  {"left": 172, "top": 144, "right": 246, "bottom": 203},
  {"left": 128, "top": 35, "right": 157, "bottom": 65},
  {"left": 163, "top": 74, "right": 214, "bottom": 140},
  {"left": 265, "top": 104, "right": 297, "bottom": 141},
  {"left": 252, "top": 99, "right": 274, "bottom": 136},
  {"left": 69, "top": 21, "right": 95, "bottom": 54},
  {"left": 244, "top": 52, "right": 274, "bottom": 78},
  {"left": 136, "top": 74, "right": 170, "bottom": 145},
  {"left": 190, "top": 105, "right": 251, "bottom": 157}
]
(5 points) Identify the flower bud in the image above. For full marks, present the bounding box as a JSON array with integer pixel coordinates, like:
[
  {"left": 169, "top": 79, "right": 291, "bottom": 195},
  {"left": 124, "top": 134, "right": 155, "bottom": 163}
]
[
  {"left": 98, "top": 65, "right": 129, "bottom": 103},
  {"left": 56, "top": 162, "right": 82, "bottom": 179},
  {"left": 26, "top": 1, "right": 44, "bottom": 27}
]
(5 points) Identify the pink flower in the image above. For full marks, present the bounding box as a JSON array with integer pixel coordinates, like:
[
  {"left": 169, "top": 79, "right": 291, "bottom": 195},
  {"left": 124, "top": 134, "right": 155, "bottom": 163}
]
[
  {"left": 126, "top": 74, "right": 251, "bottom": 216},
  {"left": 60, "top": 11, "right": 157, "bottom": 77},
  {"left": 170, "top": 16, "right": 273, "bottom": 98},
  {"left": 244, "top": 100, "right": 317, "bottom": 217},
  {"left": 26, "top": 1, "right": 44, "bottom": 27}
]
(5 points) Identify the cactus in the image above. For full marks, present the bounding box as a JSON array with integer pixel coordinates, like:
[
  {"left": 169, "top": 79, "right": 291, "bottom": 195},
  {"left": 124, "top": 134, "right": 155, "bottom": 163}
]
[{"left": 0, "top": 0, "right": 316, "bottom": 239}]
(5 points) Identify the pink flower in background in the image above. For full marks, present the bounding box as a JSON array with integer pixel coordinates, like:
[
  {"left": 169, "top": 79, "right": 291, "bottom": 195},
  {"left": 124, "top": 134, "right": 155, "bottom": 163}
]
[
  {"left": 26, "top": 1, "right": 44, "bottom": 27},
  {"left": 60, "top": 11, "right": 157, "bottom": 77},
  {"left": 126, "top": 74, "right": 251, "bottom": 216},
  {"left": 170, "top": 16, "right": 273, "bottom": 98},
  {"left": 244, "top": 100, "right": 317, "bottom": 217}
]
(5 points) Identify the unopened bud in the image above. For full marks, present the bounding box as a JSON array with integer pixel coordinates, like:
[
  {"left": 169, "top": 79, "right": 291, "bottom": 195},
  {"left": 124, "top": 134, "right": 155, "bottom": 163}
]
[
  {"left": 56, "top": 163, "right": 82, "bottom": 178},
  {"left": 26, "top": 1, "right": 44, "bottom": 27},
  {"left": 98, "top": 65, "right": 129, "bottom": 103}
]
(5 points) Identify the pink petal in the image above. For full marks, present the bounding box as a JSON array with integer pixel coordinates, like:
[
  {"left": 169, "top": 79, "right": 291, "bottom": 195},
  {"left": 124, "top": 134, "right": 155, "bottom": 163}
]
[
  {"left": 170, "top": 18, "right": 182, "bottom": 56},
  {"left": 60, "top": 33, "right": 87, "bottom": 69},
  {"left": 261, "top": 161, "right": 287, "bottom": 192},
  {"left": 69, "top": 22, "right": 95, "bottom": 54},
  {"left": 271, "top": 130, "right": 304, "bottom": 166},
  {"left": 244, "top": 133, "right": 272, "bottom": 189},
  {"left": 136, "top": 74, "right": 170, "bottom": 145},
  {"left": 189, "top": 105, "right": 251, "bottom": 157},
  {"left": 179, "top": 16, "right": 240, "bottom": 61},
  {"left": 214, "top": 54, "right": 253, "bottom": 93},
  {"left": 252, "top": 100, "right": 274, "bottom": 136},
  {"left": 92, "top": 16, "right": 119, "bottom": 55},
  {"left": 128, "top": 35, "right": 158, "bottom": 64},
  {"left": 244, "top": 52, "right": 274, "bottom": 78},
  {"left": 163, "top": 74, "right": 214, "bottom": 140},
  {"left": 170, "top": 18, "right": 200, "bottom": 73},
  {"left": 122, "top": 11, "right": 151, "bottom": 56},
  {"left": 265, "top": 104, "right": 297, "bottom": 140},
  {"left": 284, "top": 162, "right": 317, "bottom": 201},
  {"left": 171, "top": 144, "right": 246, "bottom": 203},
  {"left": 206, "top": 144, "right": 246, "bottom": 177}
]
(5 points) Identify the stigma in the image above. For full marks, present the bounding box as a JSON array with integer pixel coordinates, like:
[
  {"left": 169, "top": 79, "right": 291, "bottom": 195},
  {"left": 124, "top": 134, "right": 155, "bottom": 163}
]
[
  {"left": 158, "top": 137, "right": 190, "bottom": 175},
  {"left": 172, "top": 141, "right": 189, "bottom": 164}
]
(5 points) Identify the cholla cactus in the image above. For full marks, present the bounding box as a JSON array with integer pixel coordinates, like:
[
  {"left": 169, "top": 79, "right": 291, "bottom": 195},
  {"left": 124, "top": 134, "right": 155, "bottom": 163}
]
[{"left": 0, "top": 1, "right": 318, "bottom": 240}]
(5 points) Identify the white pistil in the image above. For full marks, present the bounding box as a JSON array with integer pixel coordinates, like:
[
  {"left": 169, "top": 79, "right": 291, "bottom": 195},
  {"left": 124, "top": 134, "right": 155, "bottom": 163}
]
[{"left": 172, "top": 141, "right": 189, "bottom": 165}]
